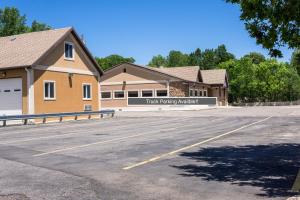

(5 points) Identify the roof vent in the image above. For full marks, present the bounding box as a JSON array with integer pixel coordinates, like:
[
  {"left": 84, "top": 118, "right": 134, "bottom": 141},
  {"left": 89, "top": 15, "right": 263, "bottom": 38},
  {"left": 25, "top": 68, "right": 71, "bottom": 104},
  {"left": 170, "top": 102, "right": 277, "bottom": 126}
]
[{"left": 10, "top": 37, "right": 16, "bottom": 42}]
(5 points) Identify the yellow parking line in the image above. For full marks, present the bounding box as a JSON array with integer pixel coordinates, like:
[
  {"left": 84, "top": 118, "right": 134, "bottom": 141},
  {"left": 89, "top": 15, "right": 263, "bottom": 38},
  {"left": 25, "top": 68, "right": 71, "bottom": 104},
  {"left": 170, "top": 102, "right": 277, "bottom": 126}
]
[{"left": 123, "top": 116, "right": 272, "bottom": 170}]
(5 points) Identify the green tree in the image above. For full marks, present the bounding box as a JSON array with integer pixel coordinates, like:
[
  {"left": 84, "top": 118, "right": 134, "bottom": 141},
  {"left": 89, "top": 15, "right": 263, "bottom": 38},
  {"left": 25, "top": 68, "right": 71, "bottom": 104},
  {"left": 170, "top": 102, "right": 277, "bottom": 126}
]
[
  {"left": 188, "top": 48, "right": 202, "bottom": 66},
  {"left": 214, "top": 44, "right": 235, "bottom": 64},
  {"left": 30, "top": 20, "right": 51, "bottom": 32},
  {"left": 242, "top": 52, "right": 266, "bottom": 64},
  {"left": 226, "top": 0, "right": 300, "bottom": 57},
  {"left": 0, "top": 7, "right": 51, "bottom": 37},
  {"left": 148, "top": 55, "right": 167, "bottom": 67},
  {"left": 219, "top": 57, "right": 300, "bottom": 103},
  {"left": 291, "top": 49, "right": 300, "bottom": 75},
  {"left": 0, "top": 7, "right": 28, "bottom": 36},
  {"left": 166, "top": 50, "right": 190, "bottom": 67},
  {"left": 95, "top": 54, "right": 135, "bottom": 71}
]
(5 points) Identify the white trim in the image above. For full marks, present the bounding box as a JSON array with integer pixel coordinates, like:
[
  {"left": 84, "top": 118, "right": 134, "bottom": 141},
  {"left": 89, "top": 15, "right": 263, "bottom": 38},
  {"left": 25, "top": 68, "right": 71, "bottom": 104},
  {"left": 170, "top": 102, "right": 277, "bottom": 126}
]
[
  {"left": 166, "top": 81, "right": 170, "bottom": 97},
  {"left": 25, "top": 68, "right": 35, "bottom": 114},
  {"left": 82, "top": 83, "right": 92, "bottom": 100},
  {"left": 127, "top": 90, "right": 140, "bottom": 98},
  {"left": 113, "top": 90, "right": 126, "bottom": 99},
  {"left": 64, "top": 41, "right": 75, "bottom": 61},
  {"left": 100, "top": 90, "right": 112, "bottom": 100},
  {"left": 141, "top": 89, "right": 154, "bottom": 98},
  {"left": 155, "top": 89, "right": 168, "bottom": 97},
  {"left": 34, "top": 65, "right": 97, "bottom": 76},
  {"left": 100, "top": 80, "right": 175, "bottom": 86},
  {"left": 44, "top": 80, "right": 56, "bottom": 100}
]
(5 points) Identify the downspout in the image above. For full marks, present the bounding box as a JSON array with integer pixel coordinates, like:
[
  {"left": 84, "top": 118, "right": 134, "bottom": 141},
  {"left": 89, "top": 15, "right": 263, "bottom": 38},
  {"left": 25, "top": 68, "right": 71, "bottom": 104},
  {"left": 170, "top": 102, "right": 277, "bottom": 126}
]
[{"left": 25, "top": 67, "right": 35, "bottom": 114}]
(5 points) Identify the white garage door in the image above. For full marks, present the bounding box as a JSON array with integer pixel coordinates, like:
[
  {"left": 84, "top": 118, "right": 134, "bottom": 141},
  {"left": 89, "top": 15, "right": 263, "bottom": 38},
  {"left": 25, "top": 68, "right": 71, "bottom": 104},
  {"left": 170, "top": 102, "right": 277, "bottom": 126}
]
[{"left": 0, "top": 78, "right": 23, "bottom": 116}]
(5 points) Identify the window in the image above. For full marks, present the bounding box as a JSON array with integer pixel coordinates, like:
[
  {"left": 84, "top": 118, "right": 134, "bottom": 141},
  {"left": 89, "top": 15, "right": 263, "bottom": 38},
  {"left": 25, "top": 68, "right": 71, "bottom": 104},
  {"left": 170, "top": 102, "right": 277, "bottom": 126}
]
[
  {"left": 123, "top": 68, "right": 127, "bottom": 73},
  {"left": 64, "top": 42, "right": 74, "bottom": 60},
  {"left": 142, "top": 90, "right": 153, "bottom": 97},
  {"left": 44, "top": 81, "right": 55, "bottom": 100},
  {"left": 128, "top": 91, "right": 139, "bottom": 98},
  {"left": 83, "top": 84, "right": 92, "bottom": 100},
  {"left": 101, "top": 91, "right": 111, "bottom": 99},
  {"left": 194, "top": 90, "right": 198, "bottom": 96},
  {"left": 114, "top": 91, "right": 125, "bottom": 99},
  {"left": 156, "top": 90, "right": 168, "bottom": 97},
  {"left": 189, "top": 89, "right": 194, "bottom": 97},
  {"left": 203, "top": 90, "right": 207, "bottom": 96},
  {"left": 199, "top": 90, "right": 203, "bottom": 96}
]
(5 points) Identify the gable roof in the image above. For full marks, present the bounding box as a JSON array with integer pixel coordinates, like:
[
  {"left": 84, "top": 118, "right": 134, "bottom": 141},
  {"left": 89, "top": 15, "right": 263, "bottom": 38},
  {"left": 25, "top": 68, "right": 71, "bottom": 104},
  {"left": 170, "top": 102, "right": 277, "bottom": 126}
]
[
  {"left": 149, "top": 66, "right": 200, "bottom": 82},
  {"left": 200, "top": 69, "right": 227, "bottom": 85},
  {"left": 0, "top": 27, "right": 103, "bottom": 75}
]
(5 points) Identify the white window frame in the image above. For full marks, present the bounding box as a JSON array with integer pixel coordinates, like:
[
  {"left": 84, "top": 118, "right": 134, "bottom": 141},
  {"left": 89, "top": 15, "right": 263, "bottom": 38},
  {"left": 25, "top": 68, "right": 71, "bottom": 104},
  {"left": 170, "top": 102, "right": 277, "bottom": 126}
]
[
  {"left": 82, "top": 83, "right": 92, "bottom": 100},
  {"left": 199, "top": 90, "right": 203, "bottom": 97},
  {"left": 189, "top": 89, "right": 194, "bottom": 97},
  {"left": 113, "top": 90, "right": 126, "bottom": 99},
  {"left": 155, "top": 89, "right": 168, "bottom": 97},
  {"left": 100, "top": 90, "right": 112, "bottom": 100},
  {"left": 127, "top": 90, "right": 139, "bottom": 98},
  {"left": 44, "top": 80, "right": 56, "bottom": 100},
  {"left": 141, "top": 89, "right": 154, "bottom": 98},
  {"left": 203, "top": 90, "right": 208, "bottom": 97},
  {"left": 64, "top": 41, "right": 75, "bottom": 60}
]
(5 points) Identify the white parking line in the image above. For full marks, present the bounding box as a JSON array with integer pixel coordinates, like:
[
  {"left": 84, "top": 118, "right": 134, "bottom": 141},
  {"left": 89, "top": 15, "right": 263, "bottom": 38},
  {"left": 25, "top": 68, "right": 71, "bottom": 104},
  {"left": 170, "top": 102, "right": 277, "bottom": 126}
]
[
  {"left": 33, "top": 117, "right": 223, "bottom": 157},
  {"left": 0, "top": 117, "right": 194, "bottom": 144},
  {"left": 123, "top": 116, "right": 272, "bottom": 170}
]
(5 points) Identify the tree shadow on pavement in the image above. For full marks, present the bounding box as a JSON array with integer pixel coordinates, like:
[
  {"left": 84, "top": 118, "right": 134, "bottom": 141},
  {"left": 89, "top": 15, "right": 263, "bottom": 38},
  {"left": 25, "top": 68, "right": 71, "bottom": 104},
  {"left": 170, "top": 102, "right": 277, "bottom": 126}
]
[{"left": 172, "top": 143, "right": 300, "bottom": 198}]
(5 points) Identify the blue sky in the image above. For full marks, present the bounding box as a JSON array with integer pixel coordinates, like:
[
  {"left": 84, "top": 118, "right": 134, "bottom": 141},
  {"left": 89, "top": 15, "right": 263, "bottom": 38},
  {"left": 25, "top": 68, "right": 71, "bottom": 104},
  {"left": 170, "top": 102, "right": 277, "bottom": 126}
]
[{"left": 1, "top": 0, "right": 293, "bottom": 64}]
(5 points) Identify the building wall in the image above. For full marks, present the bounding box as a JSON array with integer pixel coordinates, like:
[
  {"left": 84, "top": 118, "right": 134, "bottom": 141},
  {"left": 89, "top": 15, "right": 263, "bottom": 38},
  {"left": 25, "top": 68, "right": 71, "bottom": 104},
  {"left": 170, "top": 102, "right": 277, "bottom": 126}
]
[
  {"left": 101, "top": 83, "right": 167, "bottom": 108},
  {"left": 38, "top": 35, "right": 97, "bottom": 74},
  {"left": 208, "top": 86, "right": 228, "bottom": 106},
  {"left": 169, "top": 81, "right": 189, "bottom": 97},
  {"left": 0, "top": 68, "right": 28, "bottom": 114},
  {"left": 34, "top": 70, "right": 99, "bottom": 114}
]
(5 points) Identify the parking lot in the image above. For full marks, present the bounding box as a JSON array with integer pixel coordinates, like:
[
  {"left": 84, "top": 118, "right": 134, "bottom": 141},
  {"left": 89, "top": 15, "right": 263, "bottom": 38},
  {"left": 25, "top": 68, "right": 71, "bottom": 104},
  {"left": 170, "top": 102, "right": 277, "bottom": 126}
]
[{"left": 0, "top": 106, "right": 299, "bottom": 200}]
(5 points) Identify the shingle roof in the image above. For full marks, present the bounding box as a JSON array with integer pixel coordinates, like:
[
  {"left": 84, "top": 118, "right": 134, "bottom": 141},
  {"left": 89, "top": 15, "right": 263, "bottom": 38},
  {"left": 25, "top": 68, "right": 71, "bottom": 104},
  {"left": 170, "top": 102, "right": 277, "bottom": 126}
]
[
  {"left": 149, "top": 66, "right": 200, "bottom": 82},
  {"left": 0, "top": 27, "right": 72, "bottom": 69},
  {"left": 200, "top": 69, "right": 227, "bottom": 85}
]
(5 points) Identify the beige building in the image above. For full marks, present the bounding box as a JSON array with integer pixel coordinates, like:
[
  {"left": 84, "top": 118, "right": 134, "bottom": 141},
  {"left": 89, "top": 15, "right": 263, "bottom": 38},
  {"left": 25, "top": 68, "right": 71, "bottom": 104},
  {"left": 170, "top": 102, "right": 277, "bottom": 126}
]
[
  {"left": 100, "top": 63, "right": 228, "bottom": 109},
  {"left": 0, "top": 27, "right": 103, "bottom": 116}
]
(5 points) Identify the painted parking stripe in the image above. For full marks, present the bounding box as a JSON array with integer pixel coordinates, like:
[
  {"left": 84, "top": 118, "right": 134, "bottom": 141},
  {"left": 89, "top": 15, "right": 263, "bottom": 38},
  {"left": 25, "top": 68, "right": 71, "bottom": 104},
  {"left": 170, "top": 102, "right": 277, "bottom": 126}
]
[
  {"left": 33, "top": 117, "right": 223, "bottom": 157},
  {"left": 123, "top": 116, "right": 272, "bottom": 170},
  {"left": 0, "top": 117, "right": 193, "bottom": 144}
]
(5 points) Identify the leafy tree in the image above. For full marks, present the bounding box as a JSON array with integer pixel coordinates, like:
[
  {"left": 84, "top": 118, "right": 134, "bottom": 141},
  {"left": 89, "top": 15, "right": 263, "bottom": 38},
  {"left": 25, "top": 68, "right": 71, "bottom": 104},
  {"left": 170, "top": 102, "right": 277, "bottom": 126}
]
[
  {"left": 242, "top": 52, "right": 266, "bottom": 64},
  {"left": 30, "top": 20, "right": 51, "bottom": 32},
  {"left": 219, "top": 57, "right": 300, "bottom": 103},
  {"left": 0, "top": 7, "right": 28, "bottom": 36},
  {"left": 148, "top": 55, "right": 167, "bottom": 67},
  {"left": 199, "top": 49, "right": 216, "bottom": 69},
  {"left": 0, "top": 7, "right": 51, "bottom": 37},
  {"left": 214, "top": 44, "right": 235, "bottom": 64},
  {"left": 226, "top": 0, "right": 300, "bottom": 57},
  {"left": 188, "top": 48, "right": 202, "bottom": 66},
  {"left": 95, "top": 54, "right": 135, "bottom": 71},
  {"left": 291, "top": 49, "right": 300, "bottom": 75},
  {"left": 166, "top": 50, "right": 190, "bottom": 67}
]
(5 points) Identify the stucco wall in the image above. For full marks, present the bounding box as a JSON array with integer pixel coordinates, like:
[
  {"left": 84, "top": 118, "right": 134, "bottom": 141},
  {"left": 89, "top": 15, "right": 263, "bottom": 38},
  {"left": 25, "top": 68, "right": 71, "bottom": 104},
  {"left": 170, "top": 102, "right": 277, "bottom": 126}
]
[
  {"left": 34, "top": 70, "right": 99, "bottom": 114},
  {"left": 101, "top": 83, "right": 167, "bottom": 108},
  {"left": 38, "top": 34, "right": 97, "bottom": 73},
  {"left": 0, "top": 68, "right": 28, "bottom": 114}
]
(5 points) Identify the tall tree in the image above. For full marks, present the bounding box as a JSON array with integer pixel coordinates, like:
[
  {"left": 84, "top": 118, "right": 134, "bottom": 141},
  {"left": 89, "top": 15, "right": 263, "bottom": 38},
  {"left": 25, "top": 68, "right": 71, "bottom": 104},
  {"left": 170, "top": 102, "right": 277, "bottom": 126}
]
[
  {"left": 95, "top": 54, "right": 135, "bottom": 71},
  {"left": 0, "top": 7, "right": 51, "bottom": 37},
  {"left": 291, "top": 49, "right": 300, "bottom": 75},
  {"left": 0, "top": 7, "right": 28, "bottom": 36},
  {"left": 242, "top": 52, "right": 266, "bottom": 64},
  {"left": 166, "top": 50, "right": 190, "bottom": 67},
  {"left": 188, "top": 48, "right": 202, "bottom": 66},
  {"left": 148, "top": 55, "right": 167, "bottom": 67},
  {"left": 30, "top": 20, "right": 51, "bottom": 32},
  {"left": 226, "top": 0, "right": 300, "bottom": 57}
]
